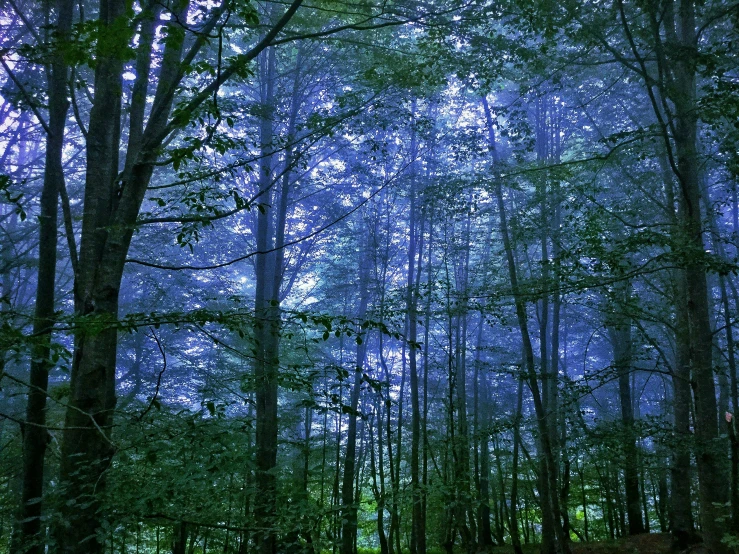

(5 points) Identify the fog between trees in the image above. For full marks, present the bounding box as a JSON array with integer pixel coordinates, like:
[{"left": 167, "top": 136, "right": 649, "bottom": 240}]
[{"left": 0, "top": 0, "right": 738, "bottom": 553}]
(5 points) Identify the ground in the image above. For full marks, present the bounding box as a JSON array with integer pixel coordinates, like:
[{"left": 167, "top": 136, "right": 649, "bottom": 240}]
[{"left": 490, "top": 534, "right": 680, "bottom": 554}]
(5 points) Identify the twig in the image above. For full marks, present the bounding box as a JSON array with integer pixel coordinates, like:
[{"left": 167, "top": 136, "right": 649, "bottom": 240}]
[
  {"left": 137, "top": 327, "right": 168, "bottom": 420},
  {"left": 0, "top": 56, "right": 51, "bottom": 135}
]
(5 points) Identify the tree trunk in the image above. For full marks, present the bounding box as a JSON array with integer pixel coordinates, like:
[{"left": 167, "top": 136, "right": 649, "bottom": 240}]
[
  {"left": 55, "top": 0, "right": 130, "bottom": 549},
  {"left": 484, "top": 96, "right": 569, "bottom": 554},
  {"left": 661, "top": 150, "right": 697, "bottom": 550},
  {"left": 253, "top": 44, "right": 280, "bottom": 554},
  {"left": 340, "top": 239, "right": 370, "bottom": 554},
  {"left": 476, "top": 318, "right": 494, "bottom": 551},
  {"left": 370, "top": 400, "right": 389, "bottom": 554},
  {"left": 406, "top": 105, "right": 425, "bottom": 554},
  {"left": 510, "top": 377, "right": 525, "bottom": 554},
  {"left": 671, "top": 272, "right": 697, "bottom": 549},
  {"left": 17, "top": 0, "right": 72, "bottom": 552},
  {"left": 606, "top": 284, "right": 645, "bottom": 535},
  {"left": 640, "top": 0, "right": 728, "bottom": 548},
  {"left": 52, "top": 1, "right": 302, "bottom": 549},
  {"left": 172, "top": 523, "right": 187, "bottom": 554}
]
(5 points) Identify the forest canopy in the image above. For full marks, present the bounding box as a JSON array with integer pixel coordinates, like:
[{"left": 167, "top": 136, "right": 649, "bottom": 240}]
[{"left": 1, "top": 0, "right": 738, "bottom": 553}]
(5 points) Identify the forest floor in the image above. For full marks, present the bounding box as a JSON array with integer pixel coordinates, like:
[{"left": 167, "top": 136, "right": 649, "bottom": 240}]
[{"left": 490, "top": 533, "right": 676, "bottom": 554}]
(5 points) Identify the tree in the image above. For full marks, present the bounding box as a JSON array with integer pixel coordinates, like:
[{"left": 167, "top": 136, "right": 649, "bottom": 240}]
[{"left": 48, "top": 1, "right": 304, "bottom": 549}]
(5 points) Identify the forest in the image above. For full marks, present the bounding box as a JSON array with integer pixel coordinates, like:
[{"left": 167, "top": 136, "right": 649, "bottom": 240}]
[{"left": 0, "top": 0, "right": 738, "bottom": 553}]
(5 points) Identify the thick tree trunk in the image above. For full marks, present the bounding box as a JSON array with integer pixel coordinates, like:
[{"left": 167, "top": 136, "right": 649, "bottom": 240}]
[
  {"left": 660, "top": 152, "right": 697, "bottom": 550},
  {"left": 671, "top": 272, "right": 697, "bottom": 549},
  {"left": 172, "top": 523, "right": 187, "bottom": 554},
  {"left": 641, "top": 0, "right": 728, "bottom": 548},
  {"left": 702, "top": 178, "right": 739, "bottom": 535},
  {"left": 55, "top": 0, "right": 129, "bottom": 549},
  {"left": 52, "top": 1, "right": 301, "bottom": 550}
]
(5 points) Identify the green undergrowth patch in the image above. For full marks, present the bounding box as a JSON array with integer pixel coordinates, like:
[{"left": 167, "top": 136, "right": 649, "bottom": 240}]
[{"left": 353, "top": 533, "right": 675, "bottom": 554}]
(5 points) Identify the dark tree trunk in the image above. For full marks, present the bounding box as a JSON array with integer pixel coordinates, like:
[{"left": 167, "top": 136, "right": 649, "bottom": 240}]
[
  {"left": 475, "top": 322, "right": 494, "bottom": 551},
  {"left": 253, "top": 44, "right": 280, "bottom": 554},
  {"left": 662, "top": 153, "right": 697, "bottom": 550},
  {"left": 510, "top": 377, "right": 525, "bottom": 554},
  {"left": 52, "top": 1, "right": 302, "bottom": 550},
  {"left": 606, "top": 284, "right": 645, "bottom": 535},
  {"left": 55, "top": 0, "right": 130, "bottom": 549},
  {"left": 370, "top": 401, "right": 389, "bottom": 554},
  {"left": 484, "top": 96, "right": 570, "bottom": 554},
  {"left": 17, "top": 0, "right": 72, "bottom": 552},
  {"left": 406, "top": 106, "right": 425, "bottom": 554},
  {"left": 340, "top": 240, "right": 370, "bottom": 554},
  {"left": 626, "top": 0, "right": 728, "bottom": 549},
  {"left": 172, "top": 523, "right": 187, "bottom": 554}
]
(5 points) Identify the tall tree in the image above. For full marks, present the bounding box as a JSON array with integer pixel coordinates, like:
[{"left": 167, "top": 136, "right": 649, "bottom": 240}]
[
  {"left": 52, "top": 1, "right": 304, "bottom": 550},
  {"left": 15, "top": 0, "right": 72, "bottom": 551}
]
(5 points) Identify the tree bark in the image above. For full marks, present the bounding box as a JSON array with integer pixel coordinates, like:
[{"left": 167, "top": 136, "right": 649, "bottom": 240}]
[
  {"left": 510, "top": 377, "right": 525, "bottom": 554},
  {"left": 606, "top": 283, "right": 645, "bottom": 535},
  {"left": 55, "top": 0, "right": 130, "bottom": 549},
  {"left": 406, "top": 103, "right": 426, "bottom": 554},
  {"left": 484, "top": 96, "right": 569, "bottom": 554},
  {"left": 624, "top": 0, "right": 728, "bottom": 547},
  {"left": 17, "top": 0, "right": 72, "bottom": 551},
  {"left": 52, "top": 1, "right": 303, "bottom": 550},
  {"left": 340, "top": 239, "right": 370, "bottom": 554}
]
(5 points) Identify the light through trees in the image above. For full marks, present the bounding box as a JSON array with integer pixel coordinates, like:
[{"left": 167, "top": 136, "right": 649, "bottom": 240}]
[{"left": 0, "top": 0, "right": 737, "bottom": 553}]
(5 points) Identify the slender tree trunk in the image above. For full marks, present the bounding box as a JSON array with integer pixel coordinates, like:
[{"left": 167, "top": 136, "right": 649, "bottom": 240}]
[
  {"left": 406, "top": 106, "right": 425, "bottom": 554},
  {"left": 422, "top": 197, "right": 435, "bottom": 554},
  {"left": 17, "top": 1, "right": 72, "bottom": 552},
  {"left": 484, "top": 96, "right": 569, "bottom": 554},
  {"left": 381, "top": 342, "right": 397, "bottom": 554},
  {"left": 452, "top": 202, "right": 475, "bottom": 554},
  {"left": 492, "top": 436, "right": 508, "bottom": 545},
  {"left": 606, "top": 283, "right": 645, "bottom": 535},
  {"left": 476, "top": 317, "right": 494, "bottom": 551},
  {"left": 510, "top": 377, "right": 525, "bottom": 554},
  {"left": 253, "top": 45, "right": 280, "bottom": 554},
  {"left": 370, "top": 400, "right": 389, "bottom": 554},
  {"left": 725, "top": 273, "right": 739, "bottom": 533},
  {"left": 576, "top": 459, "right": 589, "bottom": 542},
  {"left": 340, "top": 239, "right": 370, "bottom": 554}
]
